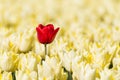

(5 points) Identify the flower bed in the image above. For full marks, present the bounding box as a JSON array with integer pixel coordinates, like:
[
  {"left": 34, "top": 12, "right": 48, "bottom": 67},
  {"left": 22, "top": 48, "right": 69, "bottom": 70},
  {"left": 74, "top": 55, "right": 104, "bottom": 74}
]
[{"left": 0, "top": 0, "right": 120, "bottom": 80}]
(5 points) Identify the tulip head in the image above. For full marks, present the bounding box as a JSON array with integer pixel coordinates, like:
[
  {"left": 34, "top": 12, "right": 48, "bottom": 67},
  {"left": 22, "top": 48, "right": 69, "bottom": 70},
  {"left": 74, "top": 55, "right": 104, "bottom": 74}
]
[{"left": 36, "top": 24, "right": 59, "bottom": 44}]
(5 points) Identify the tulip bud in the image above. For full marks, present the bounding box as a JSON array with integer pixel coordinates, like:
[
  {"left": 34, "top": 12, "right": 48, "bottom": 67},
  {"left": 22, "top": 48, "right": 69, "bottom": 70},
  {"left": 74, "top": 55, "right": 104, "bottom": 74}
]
[
  {"left": 37, "top": 56, "right": 67, "bottom": 80},
  {"left": 18, "top": 29, "right": 34, "bottom": 52},
  {"left": 36, "top": 24, "right": 59, "bottom": 44},
  {"left": 0, "top": 51, "right": 18, "bottom": 72},
  {"left": 18, "top": 52, "right": 41, "bottom": 72}
]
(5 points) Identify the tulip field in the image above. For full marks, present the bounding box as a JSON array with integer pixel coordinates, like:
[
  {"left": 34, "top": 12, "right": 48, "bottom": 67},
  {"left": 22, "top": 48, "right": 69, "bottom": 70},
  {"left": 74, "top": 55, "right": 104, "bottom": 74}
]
[{"left": 1, "top": 0, "right": 120, "bottom": 80}]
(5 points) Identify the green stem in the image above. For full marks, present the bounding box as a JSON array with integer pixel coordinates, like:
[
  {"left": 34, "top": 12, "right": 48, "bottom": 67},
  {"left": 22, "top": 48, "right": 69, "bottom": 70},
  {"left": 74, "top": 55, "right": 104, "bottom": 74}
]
[
  {"left": 45, "top": 44, "right": 47, "bottom": 55},
  {"left": 41, "top": 44, "right": 47, "bottom": 65},
  {"left": 12, "top": 72, "right": 16, "bottom": 80},
  {"left": 109, "top": 61, "right": 113, "bottom": 69},
  {"left": 63, "top": 67, "right": 73, "bottom": 80}
]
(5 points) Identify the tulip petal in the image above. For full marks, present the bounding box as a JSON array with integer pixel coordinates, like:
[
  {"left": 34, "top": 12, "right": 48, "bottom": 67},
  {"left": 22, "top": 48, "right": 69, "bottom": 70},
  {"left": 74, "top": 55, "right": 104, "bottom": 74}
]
[
  {"left": 48, "top": 27, "right": 59, "bottom": 43},
  {"left": 36, "top": 27, "right": 47, "bottom": 44},
  {"left": 47, "top": 24, "right": 55, "bottom": 40},
  {"left": 46, "top": 24, "right": 54, "bottom": 31},
  {"left": 38, "top": 24, "right": 45, "bottom": 29},
  {"left": 36, "top": 27, "right": 42, "bottom": 34},
  {"left": 42, "top": 25, "right": 54, "bottom": 35},
  {"left": 42, "top": 27, "right": 52, "bottom": 43},
  {"left": 36, "top": 24, "right": 59, "bottom": 44}
]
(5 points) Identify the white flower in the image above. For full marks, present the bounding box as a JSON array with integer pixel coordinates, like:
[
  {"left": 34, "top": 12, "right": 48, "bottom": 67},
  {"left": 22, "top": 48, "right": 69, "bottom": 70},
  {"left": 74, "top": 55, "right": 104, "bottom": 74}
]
[
  {"left": 8, "top": 28, "right": 35, "bottom": 53},
  {"left": 100, "top": 68, "right": 115, "bottom": 80},
  {"left": 18, "top": 28, "right": 34, "bottom": 52},
  {"left": 112, "top": 27, "right": 120, "bottom": 41},
  {"left": 8, "top": 34, "right": 19, "bottom": 52},
  {"left": 84, "top": 64, "right": 96, "bottom": 80},
  {"left": 114, "top": 67, "right": 120, "bottom": 80},
  {"left": 34, "top": 40, "right": 44, "bottom": 57},
  {"left": 0, "top": 51, "right": 18, "bottom": 72},
  {"left": 37, "top": 56, "right": 67, "bottom": 80},
  {"left": 16, "top": 70, "right": 37, "bottom": 80},
  {"left": 89, "top": 42, "right": 115, "bottom": 69},
  {"left": 7, "top": 28, "right": 34, "bottom": 53},
  {"left": 0, "top": 72, "right": 12, "bottom": 80},
  {"left": 0, "top": 38, "right": 9, "bottom": 51},
  {"left": 113, "top": 57, "right": 120, "bottom": 68},
  {"left": 61, "top": 50, "right": 76, "bottom": 72},
  {"left": 72, "top": 58, "right": 96, "bottom": 80},
  {"left": 18, "top": 52, "right": 41, "bottom": 72}
]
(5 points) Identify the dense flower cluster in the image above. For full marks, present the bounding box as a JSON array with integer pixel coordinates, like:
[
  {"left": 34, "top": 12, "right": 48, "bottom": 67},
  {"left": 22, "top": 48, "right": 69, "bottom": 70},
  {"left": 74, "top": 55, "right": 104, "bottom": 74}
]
[{"left": 0, "top": 0, "right": 120, "bottom": 80}]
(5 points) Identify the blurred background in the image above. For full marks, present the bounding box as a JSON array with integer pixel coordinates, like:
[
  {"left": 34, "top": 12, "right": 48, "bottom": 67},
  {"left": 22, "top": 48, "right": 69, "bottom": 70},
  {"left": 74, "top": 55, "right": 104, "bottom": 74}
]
[
  {"left": 0, "top": 0, "right": 120, "bottom": 29},
  {"left": 0, "top": 0, "right": 120, "bottom": 50},
  {"left": 1, "top": 0, "right": 120, "bottom": 47}
]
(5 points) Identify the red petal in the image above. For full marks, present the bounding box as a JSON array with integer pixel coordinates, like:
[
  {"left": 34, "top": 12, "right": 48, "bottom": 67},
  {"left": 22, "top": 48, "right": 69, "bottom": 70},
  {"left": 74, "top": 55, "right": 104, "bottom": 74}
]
[
  {"left": 48, "top": 27, "right": 60, "bottom": 43},
  {"left": 42, "top": 27, "right": 49, "bottom": 34},
  {"left": 42, "top": 27, "right": 51, "bottom": 43},
  {"left": 38, "top": 24, "right": 45, "bottom": 29},
  {"left": 36, "top": 27, "right": 47, "bottom": 44},
  {"left": 53, "top": 27, "right": 60, "bottom": 36},
  {"left": 47, "top": 24, "right": 54, "bottom": 37},
  {"left": 36, "top": 27, "right": 41, "bottom": 33},
  {"left": 36, "top": 24, "right": 59, "bottom": 44},
  {"left": 46, "top": 24, "right": 54, "bottom": 31}
]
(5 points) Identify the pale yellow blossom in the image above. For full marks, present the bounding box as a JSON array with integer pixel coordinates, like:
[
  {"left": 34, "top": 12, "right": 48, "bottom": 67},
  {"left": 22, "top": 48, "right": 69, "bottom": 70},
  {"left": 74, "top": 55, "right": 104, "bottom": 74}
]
[
  {"left": 16, "top": 70, "right": 37, "bottom": 80},
  {"left": 18, "top": 52, "right": 41, "bottom": 72},
  {"left": 0, "top": 51, "right": 18, "bottom": 72}
]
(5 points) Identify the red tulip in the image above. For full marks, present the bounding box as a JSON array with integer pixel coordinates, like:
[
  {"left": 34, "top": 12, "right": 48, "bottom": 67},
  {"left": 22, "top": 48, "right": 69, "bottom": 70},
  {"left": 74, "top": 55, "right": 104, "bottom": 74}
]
[{"left": 36, "top": 24, "right": 60, "bottom": 44}]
